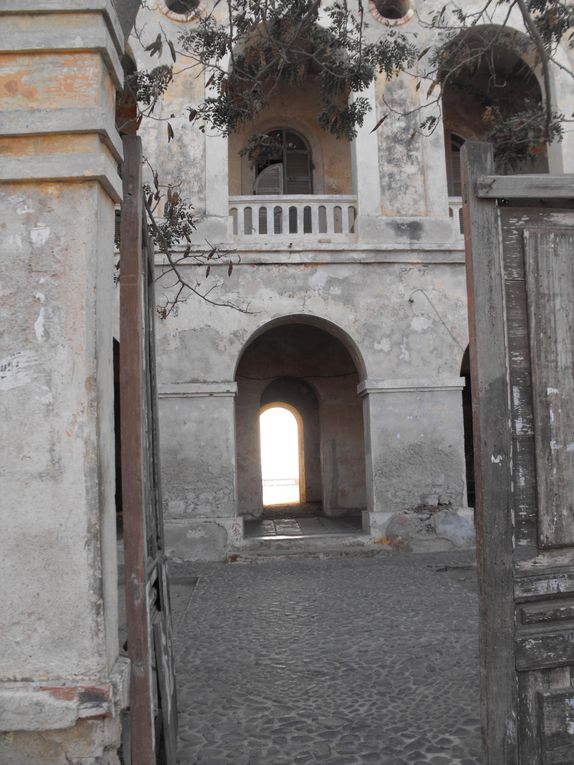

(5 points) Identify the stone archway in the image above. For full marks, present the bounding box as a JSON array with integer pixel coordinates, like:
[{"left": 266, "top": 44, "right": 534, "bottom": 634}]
[{"left": 234, "top": 318, "right": 367, "bottom": 521}]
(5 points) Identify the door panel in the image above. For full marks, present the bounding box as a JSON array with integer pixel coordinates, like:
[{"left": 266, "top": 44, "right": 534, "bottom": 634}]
[{"left": 462, "top": 142, "right": 574, "bottom": 765}]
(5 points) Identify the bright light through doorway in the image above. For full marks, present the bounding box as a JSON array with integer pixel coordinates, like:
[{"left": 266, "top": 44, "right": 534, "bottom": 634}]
[{"left": 260, "top": 406, "right": 301, "bottom": 506}]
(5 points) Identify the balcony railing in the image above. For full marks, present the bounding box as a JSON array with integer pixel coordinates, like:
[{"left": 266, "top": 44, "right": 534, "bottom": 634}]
[
  {"left": 229, "top": 195, "right": 357, "bottom": 241},
  {"left": 449, "top": 196, "right": 464, "bottom": 239}
]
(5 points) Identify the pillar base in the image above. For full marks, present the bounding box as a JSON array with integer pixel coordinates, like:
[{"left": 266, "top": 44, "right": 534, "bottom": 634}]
[{"left": 165, "top": 517, "right": 243, "bottom": 562}]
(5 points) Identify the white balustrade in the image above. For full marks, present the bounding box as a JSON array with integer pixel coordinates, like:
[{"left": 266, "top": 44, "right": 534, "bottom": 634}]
[
  {"left": 229, "top": 195, "right": 357, "bottom": 241},
  {"left": 448, "top": 196, "right": 465, "bottom": 239}
]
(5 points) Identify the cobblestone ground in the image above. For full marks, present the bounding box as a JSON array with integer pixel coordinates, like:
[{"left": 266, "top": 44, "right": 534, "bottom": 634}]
[{"left": 171, "top": 550, "right": 482, "bottom": 765}]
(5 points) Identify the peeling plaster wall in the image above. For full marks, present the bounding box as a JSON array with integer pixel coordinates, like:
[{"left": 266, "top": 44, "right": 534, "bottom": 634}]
[
  {"left": 0, "top": 3, "right": 127, "bottom": 761},
  {"left": 156, "top": 260, "right": 468, "bottom": 383},
  {"left": 130, "top": 5, "right": 207, "bottom": 213},
  {"left": 376, "top": 75, "right": 428, "bottom": 218},
  {"left": 154, "top": 254, "right": 469, "bottom": 558}
]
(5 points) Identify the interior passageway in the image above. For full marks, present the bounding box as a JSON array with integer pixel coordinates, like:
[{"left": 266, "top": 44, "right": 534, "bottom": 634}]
[{"left": 235, "top": 320, "right": 367, "bottom": 528}]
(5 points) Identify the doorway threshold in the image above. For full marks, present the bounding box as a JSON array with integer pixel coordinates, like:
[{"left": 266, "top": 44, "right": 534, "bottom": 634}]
[{"left": 245, "top": 515, "right": 362, "bottom": 539}]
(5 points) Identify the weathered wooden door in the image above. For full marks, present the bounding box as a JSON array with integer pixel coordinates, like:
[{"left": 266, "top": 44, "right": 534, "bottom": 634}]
[
  {"left": 120, "top": 135, "right": 178, "bottom": 765},
  {"left": 463, "top": 142, "right": 574, "bottom": 764}
]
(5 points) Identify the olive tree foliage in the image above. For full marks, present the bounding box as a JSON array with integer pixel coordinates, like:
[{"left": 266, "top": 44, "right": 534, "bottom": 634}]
[{"left": 129, "top": 0, "right": 574, "bottom": 314}]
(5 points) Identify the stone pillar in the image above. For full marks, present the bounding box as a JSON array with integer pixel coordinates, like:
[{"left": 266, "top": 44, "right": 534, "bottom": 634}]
[
  {"left": 158, "top": 382, "right": 242, "bottom": 560},
  {"left": 359, "top": 378, "right": 467, "bottom": 538},
  {"left": 351, "top": 81, "right": 383, "bottom": 243},
  {"left": 202, "top": 61, "right": 233, "bottom": 244},
  {"left": 0, "top": 3, "right": 128, "bottom": 763}
]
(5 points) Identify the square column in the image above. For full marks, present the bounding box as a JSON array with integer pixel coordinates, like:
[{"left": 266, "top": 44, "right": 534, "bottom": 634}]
[
  {"left": 0, "top": 3, "right": 128, "bottom": 763},
  {"left": 158, "top": 382, "right": 242, "bottom": 561},
  {"left": 359, "top": 378, "right": 467, "bottom": 538}
]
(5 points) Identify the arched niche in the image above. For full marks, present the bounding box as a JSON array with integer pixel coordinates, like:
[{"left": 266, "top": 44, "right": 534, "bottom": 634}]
[
  {"left": 441, "top": 25, "right": 550, "bottom": 175},
  {"left": 228, "top": 101, "right": 353, "bottom": 197}
]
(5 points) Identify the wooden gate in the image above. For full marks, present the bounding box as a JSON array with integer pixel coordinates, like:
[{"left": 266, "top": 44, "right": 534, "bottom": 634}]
[
  {"left": 463, "top": 142, "right": 574, "bottom": 764},
  {"left": 120, "top": 135, "right": 178, "bottom": 765}
]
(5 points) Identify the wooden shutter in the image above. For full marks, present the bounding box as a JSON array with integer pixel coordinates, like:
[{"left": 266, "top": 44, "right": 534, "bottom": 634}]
[
  {"left": 285, "top": 150, "right": 312, "bottom": 194},
  {"left": 254, "top": 163, "right": 284, "bottom": 195}
]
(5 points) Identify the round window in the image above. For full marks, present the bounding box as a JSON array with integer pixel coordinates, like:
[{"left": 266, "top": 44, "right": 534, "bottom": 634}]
[
  {"left": 161, "top": 0, "right": 200, "bottom": 21},
  {"left": 370, "top": 0, "right": 413, "bottom": 24}
]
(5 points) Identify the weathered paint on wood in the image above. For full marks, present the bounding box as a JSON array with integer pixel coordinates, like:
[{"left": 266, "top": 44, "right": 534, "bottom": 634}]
[
  {"left": 462, "top": 142, "right": 517, "bottom": 764},
  {"left": 540, "top": 689, "right": 574, "bottom": 763},
  {"left": 464, "top": 143, "right": 574, "bottom": 764},
  {"left": 520, "top": 598, "right": 574, "bottom": 625},
  {"left": 515, "top": 632, "right": 574, "bottom": 671},
  {"left": 515, "top": 570, "right": 574, "bottom": 600},
  {"left": 524, "top": 228, "right": 574, "bottom": 548},
  {"left": 120, "top": 135, "right": 156, "bottom": 765},
  {"left": 120, "top": 135, "right": 178, "bottom": 765},
  {"left": 476, "top": 174, "right": 574, "bottom": 199}
]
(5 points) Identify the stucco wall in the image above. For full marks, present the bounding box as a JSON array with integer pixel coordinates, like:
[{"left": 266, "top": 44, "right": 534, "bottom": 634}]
[
  {"left": 155, "top": 251, "right": 469, "bottom": 558},
  {"left": 0, "top": 3, "right": 127, "bottom": 761}
]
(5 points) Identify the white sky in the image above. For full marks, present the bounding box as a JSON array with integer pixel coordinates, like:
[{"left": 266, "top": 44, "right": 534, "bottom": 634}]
[{"left": 260, "top": 406, "right": 300, "bottom": 505}]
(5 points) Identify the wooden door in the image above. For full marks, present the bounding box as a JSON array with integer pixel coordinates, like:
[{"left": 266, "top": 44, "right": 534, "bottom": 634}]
[
  {"left": 120, "top": 135, "right": 178, "bottom": 765},
  {"left": 463, "top": 142, "right": 574, "bottom": 764}
]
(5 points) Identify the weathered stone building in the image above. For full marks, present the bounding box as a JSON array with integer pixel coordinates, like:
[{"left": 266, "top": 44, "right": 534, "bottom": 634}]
[
  {"left": 1, "top": 2, "right": 574, "bottom": 761},
  {"left": 131, "top": 0, "right": 574, "bottom": 561}
]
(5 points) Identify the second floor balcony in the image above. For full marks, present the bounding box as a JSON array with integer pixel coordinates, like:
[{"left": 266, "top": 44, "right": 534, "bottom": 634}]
[{"left": 229, "top": 195, "right": 358, "bottom": 243}]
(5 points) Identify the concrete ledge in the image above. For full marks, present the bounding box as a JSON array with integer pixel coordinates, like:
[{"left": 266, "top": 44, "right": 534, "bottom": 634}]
[
  {"left": 0, "top": 151, "right": 123, "bottom": 203},
  {"left": 159, "top": 382, "right": 238, "bottom": 399},
  {"left": 0, "top": 10, "right": 124, "bottom": 89},
  {"left": 0, "top": 657, "right": 130, "bottom": 732},
  {"left": 1, "top": 109, "right": 123, "bottom": 162},
  {"left": 0, "top": 0, "right": 125, "bottom": 56},
  {"left": 358, "top": 377, "right": 466, "bottom": 396},
  {"left": 357, "top": 215, "right": 456, "bottom": 245}
]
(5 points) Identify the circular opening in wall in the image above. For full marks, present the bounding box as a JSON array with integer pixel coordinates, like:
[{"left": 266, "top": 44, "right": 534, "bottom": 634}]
[
  {"left": 370, "top": 0, "right": 412, "bottom": 24},
  {"left": 162, "top": 0, "right": 200, "bottom": 20}
]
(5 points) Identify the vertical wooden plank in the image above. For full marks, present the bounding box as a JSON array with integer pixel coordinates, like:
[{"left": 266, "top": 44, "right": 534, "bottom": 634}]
[
  {"left": 120, "top": 135, "right": 156, "bottom": 765},
  {"left": 462, "top": 142, "right": 517, "bottom": 764},
  {"left": 524, "top": 228, "right": 574, "bottom": 548}
]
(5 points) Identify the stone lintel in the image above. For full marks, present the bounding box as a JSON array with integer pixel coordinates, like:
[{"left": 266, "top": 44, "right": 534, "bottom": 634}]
[
  {"left": 0, "top": 657, "right": 130, "bottom": 733},
  {"left": 2, "top": 108, "right": 123, "bottom": 163},
  {"left": 0, "top": 8, "right": 124, "bottom": 89},
  {"left": 159, "top": 382, "right": 238, "bottom": 399},
  {"left": 357, "top": 377, "right": 466, "bottom": 397},
  {"left": 0, "top": 150, "right": 123, "bottom": 203}
]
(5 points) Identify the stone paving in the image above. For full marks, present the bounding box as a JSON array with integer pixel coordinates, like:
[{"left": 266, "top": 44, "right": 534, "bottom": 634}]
[{"left": 170, "top": 550, "right": 482, "bottom": 765}]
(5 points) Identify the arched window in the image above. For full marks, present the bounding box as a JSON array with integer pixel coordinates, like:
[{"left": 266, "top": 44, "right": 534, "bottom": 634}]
[
  {"left": 253, "top": 129, "right": 313, "bottom": 195},
  {"left": 259, "top": 403, "right": 305, "bottom": 506},
  {"left": 445, "top": 132, "right": 465, "bottom": 197}
]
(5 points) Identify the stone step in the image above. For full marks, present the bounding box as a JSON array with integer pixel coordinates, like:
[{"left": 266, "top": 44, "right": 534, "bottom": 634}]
[{"left": 227, "top": 532, "right": 387, "bottom": 563}]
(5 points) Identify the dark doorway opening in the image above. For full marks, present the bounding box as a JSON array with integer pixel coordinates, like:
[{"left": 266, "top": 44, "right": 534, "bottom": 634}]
[{"left": 461, "top": 346, "right": 475, "bottom": 508}]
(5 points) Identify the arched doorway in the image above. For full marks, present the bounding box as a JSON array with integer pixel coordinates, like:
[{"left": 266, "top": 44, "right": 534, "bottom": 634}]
[
  {"left": 259, "top": 403, "right": 305, "bottom": 506},
  {"left": 234, "top": 318, "right": 367, "bottom": 521}
]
